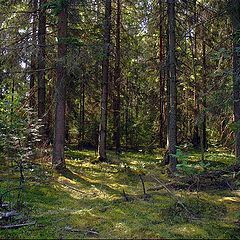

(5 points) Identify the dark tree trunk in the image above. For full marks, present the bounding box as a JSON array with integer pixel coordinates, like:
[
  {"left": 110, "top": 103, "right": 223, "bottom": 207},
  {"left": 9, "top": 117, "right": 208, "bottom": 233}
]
[
  {"left": 125, "top": 78, "right": 130, "bottom": 149},
  {"left": 113, "top": 0, "right": 121, "bottom": 153},
  {"left": 37, "top": 0, "right": 46, "bottom": 140},
  {"left": 167, "top": 0, "right": 177, "bottom": 172},
  {"left": 30, "top": 0, "right": 37, "bottom": 109},
  {"left": 46, "top": 84, "right": 53, "bottom": 144},
  {"left": 201, "top": 26, "right": 207, "bottom": 151},
  {"left": 231, "top": 0, "right": 240, "bottom": 164},
  {"left": 191, "top": 1, "right": 200, "bottom": 149},
  {"left": 53, "top": 3, "right": 68, "bottom": 170},
  {"left": 159, "top": 0, "right": 166, "bottom": 148},
  {"left": 98, "top": 0, "right": 111, "bottom": 161}
]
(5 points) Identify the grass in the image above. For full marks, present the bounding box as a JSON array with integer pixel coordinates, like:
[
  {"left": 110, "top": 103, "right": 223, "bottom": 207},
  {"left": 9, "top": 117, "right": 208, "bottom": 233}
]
[{"left": 0, "top": 148, "right": 240, "bottom": 239}]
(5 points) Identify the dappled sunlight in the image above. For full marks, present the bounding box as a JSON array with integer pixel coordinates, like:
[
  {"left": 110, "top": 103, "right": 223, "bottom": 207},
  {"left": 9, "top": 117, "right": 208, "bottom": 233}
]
[
  {"left": 170, "top": 224, "right": 207, "bottom": 238},
  {"left": 233, "top": 190, "right": 240, "bottom": 196},
  {"left": 219, "top": 196, "right": 240, "bottom": 203},
  {"left": 1, "top": 149, "right": 239, "bottom": 239},
  {"left": 112, "top": 222, "right": 130, "bottom": 235}
]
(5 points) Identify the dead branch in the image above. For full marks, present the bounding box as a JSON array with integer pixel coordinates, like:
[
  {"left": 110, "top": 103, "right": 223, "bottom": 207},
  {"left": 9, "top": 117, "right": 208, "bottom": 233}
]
[
  {"left": 0, "top": 210, "right": 18, "bottom": 220},
  {"left": 0, "top": 222, "right": 36, "bottom": 229},
  {"left": 122, "top": 189, "right": 129, "bottom": 202},
  {"left": 150, "top": 175, "right": 196, "bottom": 220},
  {"left": 139, "top": 175, "right": 147, "bottom": 195}
]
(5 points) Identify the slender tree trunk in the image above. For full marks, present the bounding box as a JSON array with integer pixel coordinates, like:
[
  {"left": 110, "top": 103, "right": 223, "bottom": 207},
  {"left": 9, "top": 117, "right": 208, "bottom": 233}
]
[
  {"left": 191, "top": 1, "right": 200, "bottom": 149},
  {"left": 201, "top": 26, "right": 207, "bottom": 152},
  {"left": 46, "top": 84, "right": 53, "bottom": 144},
  {"left": 125, "top": 77, "right": 130, "bottom": 149},
  {"left": 65, "top": 102, "right": 70, "bottom": 143},
  {"left": 30, "top": 0, "right": 37, "bottom": 109},
  {"left": 159, "top": 0, "right": 166, "bottom": 148},
  {"left": 53, "top": 4, "right": 68, "bottom": 170},
  {"left": 231, "top": 0, "right": 240, "bottom": 164},
  {"left": 98, "top": 0, "right": 111, "bottom": 161},
  {"left": 167, "top": 0, "right": 177, "bottom": 172},
  {"left": 113, "top": 0, "right": 121, "bottom": 153},
  {"left": 78, "top": 80, "right": 85, "bottom": 150},
  {"left": 37, "top": 0, "right": 46, "bottom": 140}
]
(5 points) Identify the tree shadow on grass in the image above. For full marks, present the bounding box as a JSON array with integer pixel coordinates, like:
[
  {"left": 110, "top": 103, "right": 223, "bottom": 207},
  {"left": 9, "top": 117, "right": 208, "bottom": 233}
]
[{"left": 60, "top": 168, "right": 122, "bottom": 196}]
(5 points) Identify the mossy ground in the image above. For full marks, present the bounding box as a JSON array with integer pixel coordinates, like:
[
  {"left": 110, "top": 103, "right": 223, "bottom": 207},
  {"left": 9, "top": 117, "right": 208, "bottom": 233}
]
[{"left": 0, "top": 148, "right": 240, "bottom": 239}]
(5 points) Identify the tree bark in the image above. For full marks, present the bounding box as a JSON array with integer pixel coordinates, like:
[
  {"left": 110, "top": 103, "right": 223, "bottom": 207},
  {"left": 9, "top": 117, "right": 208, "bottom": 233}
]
[
  {"left": 78, "top": 79, "right": 85, "bottom": 150},
  {"left": 53, "top": 3, "right": 68, "bottom": 170},
  {"left": 191, "top": 1, "right": 201, "bottom": 149},
  {"left": 37, "top": 0, "right": 46, "bottom": 140},
  {"left": 113, "top": 0, "right": 121, "bottom": 153},
  {"left": 159, "top": 0, "right": 166, "bottom": 148},
  {"left": 98, "top": 0, "right": 111, "bottom": 161},
  {"left": 167, "top": 0, "right": 177, "bottom": 172},
  {"left": 201, "top": 25, "right": 207, "bottom": 152},
  {"left": 230, "top": 0, "right": 240, "bottom": 164},
  {"left": 30, "top": 0, "right": 37, "bottom": 109}
]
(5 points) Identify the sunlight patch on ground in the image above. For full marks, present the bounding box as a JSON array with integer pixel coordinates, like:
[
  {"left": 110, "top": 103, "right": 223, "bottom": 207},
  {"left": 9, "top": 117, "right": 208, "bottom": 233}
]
[
  {"left": 113, "top": 222, "right": 130, "bottom": 235},
  {"left": 170, "top": 224, "right": 207, "bottom": 238},
  {"left": 219, "top": 196, "right": 240, "bottom": 203}
]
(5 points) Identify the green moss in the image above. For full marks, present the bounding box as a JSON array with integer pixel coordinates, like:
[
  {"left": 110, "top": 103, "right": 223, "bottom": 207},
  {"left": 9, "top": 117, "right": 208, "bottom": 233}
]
[{"left": 0, "top": 149, "right": 239, "bottom": 239}]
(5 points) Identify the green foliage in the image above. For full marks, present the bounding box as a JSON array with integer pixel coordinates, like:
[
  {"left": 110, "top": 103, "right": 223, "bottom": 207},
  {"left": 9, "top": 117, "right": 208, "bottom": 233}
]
[
  {"left": 229, "top": 120, "right": 240, "bottom": 133},
  {"left": 175, "top": 148, "right": 212, "bottom": 175},
  {"left": 0, "top": 94, "right": 40, "bottom": 160},
  {"left": 59, "top": 37, "right": 84, "bottom": 47},
  {"left": 43, "top": 0, "right": 69, "bottom": 15},
  {"left": 176, "top": 161, "right": 211, "bottom": 176}
]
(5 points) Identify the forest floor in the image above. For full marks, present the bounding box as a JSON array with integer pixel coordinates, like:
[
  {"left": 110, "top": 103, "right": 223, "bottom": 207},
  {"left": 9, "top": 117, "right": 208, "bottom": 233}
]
[{"left": 0, "top": 148, "right": 240, "bottom": 239}]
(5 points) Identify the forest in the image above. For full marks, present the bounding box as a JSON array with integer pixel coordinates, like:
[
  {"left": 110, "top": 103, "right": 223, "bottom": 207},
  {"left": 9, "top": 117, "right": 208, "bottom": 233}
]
[{"left": 0, "top": 0, "right": 240, "bottom": 239}]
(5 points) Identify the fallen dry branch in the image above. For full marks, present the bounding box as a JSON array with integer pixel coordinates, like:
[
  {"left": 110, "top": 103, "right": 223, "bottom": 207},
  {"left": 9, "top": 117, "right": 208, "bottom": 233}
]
[
  {"left": 0, "top": 210, "right": 18, "bottom": 220},
  {"left": 64, "top": 226, "right": 99, "bottom": 236},
  {"left": 150, "top": 175, "right": 196, "bottom": 220},
  {"left": 0, "top": 221, "right": 36, "bottom": 229},
  {"left": 147, "top": 181, "right": 179, "bottom": 191},
  {"left": 60, "top": 182, "right": 85, "bottom": 194}
]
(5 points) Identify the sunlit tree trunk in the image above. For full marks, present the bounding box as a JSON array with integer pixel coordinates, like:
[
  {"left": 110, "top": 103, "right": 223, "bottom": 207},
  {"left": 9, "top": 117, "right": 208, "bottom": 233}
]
[
  {"left": 98, "top": 0, "right": 111, "bottom": 161},
  {"left": 53, "top": 3, "right": 68, "bottom": 170}
]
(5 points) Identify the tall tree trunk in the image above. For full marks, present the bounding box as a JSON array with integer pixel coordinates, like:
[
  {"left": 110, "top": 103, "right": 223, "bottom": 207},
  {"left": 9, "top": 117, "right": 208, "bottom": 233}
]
[
  {"left": 53, "top": 3, "right": 68, "bottom": 170},
  {"left": 201, "top": 25, "right": 207, "bottom": 152},
  {"left": 125, "top": 77, "right": 130, "bottom": 149},
  {"left": 37, "top": 0, "right": 46, "bottom": 141},
  {"left": 167, "top": 0, "right": 177, "bottom": 172},
  {"left": 113, "top": 0, "right": 121, "bottom": 153},
  {"left": 46, "top": 84, "right": 53, "bottom": 144},
  {"left": 159, "top": 0, "right": 166, "bottom": 148},
  {"left": 230, "top": 0, "right": 240, "bottom": 164},
  {"left": 78, "top": 79, "right": 85, "bottom": 150},
  {"left": 30, "top": 0, "right": 37, "bottom": 109},
  {"left": 98, "top": 0, "right": 111, "bottom": 161},
  {"left": 191, "top": 1, "right": 200, "bottom": 149}
]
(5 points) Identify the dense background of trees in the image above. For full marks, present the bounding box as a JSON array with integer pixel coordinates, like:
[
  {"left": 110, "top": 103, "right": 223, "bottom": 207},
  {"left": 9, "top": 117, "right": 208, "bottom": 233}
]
[{"left": 0, "top": 0, "right": 239, "bottom": 171}]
